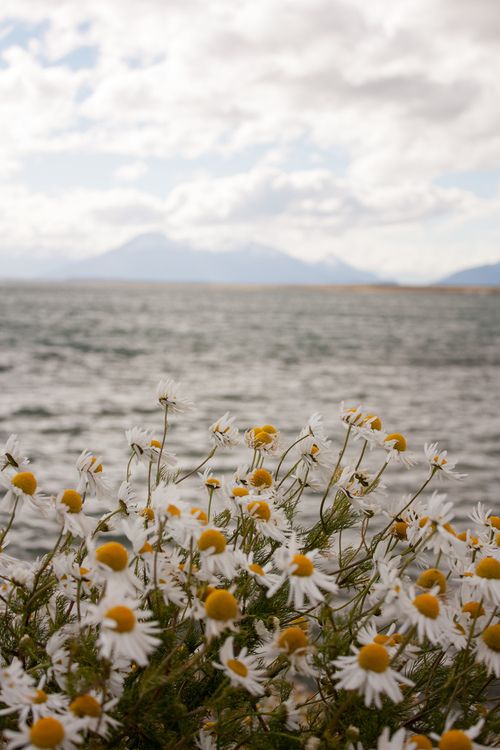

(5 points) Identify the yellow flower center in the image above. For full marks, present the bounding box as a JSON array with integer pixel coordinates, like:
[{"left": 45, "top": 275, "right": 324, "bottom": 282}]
[
  {"left": 198, "top": 529, "right": 226, "bottom": 554},
  {"left": 392, "top": 520, "right": 408, "bottom": 540},
  {"left": 439, "top": 730, "right": 472, "bottom": 750},
  {"left": 70, "top": 694, "right": 102, "bottom": 718},
  {"left": 60, "top": 489, "right": 83, "bottom": 514},
  {"left": 476, "top": 557, "right": 500, "bottom": 579},
  {"left": 205, "top": 477, "right": 221, "bottom": 488},
  {"left": 489, "top": 515, "right": 500, "bottom": 530},
  {"left": 227, "top": 658, "right": 249, "bottom": 677},
  {"left": 249, "top": 469, "right": 273, "bottom": 488},
  {"left": 413, "top": 593, "right": 440, "bottom": 619},
  {"left": 496, "top": 532, "right": 500, "bottom": 547},
  {"left": 409, "top": 735, "right": 433, "bottom": 749},
  {"left": 482, "top": 623, "right": 500, "bottom": 652},
  {"left": 461, "top": 601, "right": 485, "bottom": 618},
  {"left": 105, "top": 605, "right": 136, "bottom": 633},
  {"left": 247, "top": 500, "right": 271, "bottom": 521},
  {"left": 310, "top": 443, "right": 320, "bottom": 455},
  {"left": 291, "top": 554, "right": 314, "bottom": 577},
  {"left": 140, "top": 507, "right": 155, "bottom": 521},
  {"left": 79, "top": 566, "right": 90, "bottom": 577},
  {"left": 139, "top": 542, "right": 154, "bottom": 554},
  {"left": 373, "top": 633, "right": 400, "bottom": 647},
  {"left": 32, "top": 689, "right": 48, "bottom": 704},
  {"left": 11, "top": 471, "right": 37, "bottom": 495},
  {"left": 90, "top": 457, "right": 103, "bottom": 472},
  {"left": 191, "top": 507, "right": 208, "bottom": 524},
  {"left": 30, "top": 717, "right": 65, "bottom": 748},
  {"left": 357, "top": 643, "right": 390, "bottom": 673},
  {"left": 253, "top": 430, "right": 273, "bottom": 447},
  {"left": 95, "top": 542, "right": 129, "bottom": 572},
  {"left": 167, "top": 503, "right": 181, "bottom": 517},
  {"left": 384, "top": 433, "right": 407, "bottom": 452},
  {"left": 364, "top": 414, "right": 382, "bottom": 431},
  {"left": 150, "top": 439, "right": 162, "bottom": 448},
  {"left": 346, "top": 407, "right": 363, "bottom": 424},
  {"left": 416, "top": 568, "right": 447, "bottom": 594},
  {"left": 232, "top": 487, "right": 249, "bottom": 498},
  {"left": 204, "top": 589, "right": 238, "bottom": 621},
  {"left": 261, "top": 424, "right": 278, "bottom": 434},
  {"left": 277, "top": 626, "right": 309, "bottom": 653},
  {"left": 249, "top": 562, "right": 265, "bottom": 576}
]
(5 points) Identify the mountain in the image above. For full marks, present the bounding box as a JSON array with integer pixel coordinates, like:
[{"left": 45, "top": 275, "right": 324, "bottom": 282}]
[
  {"left": 437, "top": 261, "right": 500, "bottom": 286},
  {"left": 50, "top": 233, "right": 382, "bottom": 284}
]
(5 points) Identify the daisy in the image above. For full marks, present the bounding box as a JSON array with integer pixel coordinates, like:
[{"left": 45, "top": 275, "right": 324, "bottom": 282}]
[
  {"left": 424, "top": 442, "right": 467, "bottom": 480},
  {"left": 256, "top": 622, "right": 316, "bottom": 676},
  {"left": 431, "top": 718, "right": 486, "bottom": 750},
  {"left": 383, "top": 432, "right": 417, "bottom": 468},
  {"left": 85, "top": 539, "right": 140, "bottom": 594},
  {"left": 202, "top": 588, "right": 239, "bottom": 640},
  {"left": 407, "top": 492, "right": 462, "bottom": 557},
  {"left": 156, "top": 376, "right": 194, "bottom": 413},
  {"left": 213, "top": 636, "right": 265, "bottom": 695},
  {"left": 248, "top": 468, "right": 274, "bottom": 492},
  {"left": 245, "top": 425, "right": 280, "bottom": 454},
  {"left": 396, "top": 586, "right": 450, "bottom": 644},
  {"left": 0, "top": 470, "right": 47, "bottom": 515},
  {"left": 1, "top": 434, "right": 29, "bottom": 471},
  {"left": 332, "top": 642, "right": 413, "bottom": 708},
  {"left": 125, "top": 426, "right": 177, "bottom": 471},
  {"left": 462, "top": 556, "right": 500, "bottom": 605},
  {"left": 266, "top": 536, "right": 338, "bottom": 609},
  {"left": 75, "top": 450, "right": 110, "bottom": 500},
  {"left": 4, "top": 714, "right": 85, "bottom": 750},
  {"left": 84, "top": 595, "right": 161, "bottom": 666},
  {"left": 208, "top": 412, "right": 239, "bottom": 448},
  {"left": 0, "top": 672, "right": 68, "bottom": 722},
  {"left": 473, "top": 622, "right": 500, "bottom": 677},
  {"left": 55, "top": 490, "right": 96, "bottom": 538},
  {"left": 197, "top": 528, "right": 237, "bottom": 579},
  {"left": 69, "top": 692, "right": 119, "bottom": 738},
  {"left": 245, "top": 497, "right": 289, "bottom": 543},
  {"left": 239, "top": 552, "right": 281, "bottom": 590}
]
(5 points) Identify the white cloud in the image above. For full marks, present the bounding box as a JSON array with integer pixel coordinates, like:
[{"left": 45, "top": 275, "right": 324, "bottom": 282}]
[
  {"left": 0, "top": 0, "right": 499, "bottom": 279},
  {"left": 113, "top": 161, "right": 148, "bottom": 182}
]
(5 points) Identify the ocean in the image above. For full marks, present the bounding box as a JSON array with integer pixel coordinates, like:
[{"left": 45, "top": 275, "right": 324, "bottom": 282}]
[{"left": 1, "top": 282, "right": 499, "bottom": 550}]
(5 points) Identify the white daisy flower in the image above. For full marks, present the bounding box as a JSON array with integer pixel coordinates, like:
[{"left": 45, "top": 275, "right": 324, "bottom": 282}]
[
  {"left": 396, "top": 586, "right": 451, "bottom": 644},
  {"left": 4, "top": 714, "right": 85, "bottom": 750},
  {"left": 0, "top": 470, "right": 47, "bottom": 515},
  {"left": 84, "top": 595, "right": 161, "bottom": 666},
  {"left": 239, "top": 552, "right": 281, "bottom": 590},
  {"left": 473, "top": 622, "right": 500, "bottom": 677},
  {"left": 383, "top": 433, "right": 417, "bottom": 469},
  {"left": 332, "top": 642, "right": 413, "bottom": 708},
  {"left": 156, "top": 376, "right": 194, "bottom": 413},
  {"left": 55, "top": 490, "right": 96, "bottom": 538},
  {"left": 125, "top": 426, "right": 177, "bottom": 470},
  {"left": 201, "top": 588, "right": 239, "bottom": 640},
  {"left": 213, "top": 636, "right": 265, "bottom": 695},
  {"left": 244, "top": 496, "right": 289, "bottom": 543},
  {"left": 0, "top": 670, "right": 68, "bottom": 722},
  {"left": 75, "top": 450, "right": 110, "bottom": 500},
  {"left": 208, "top": 412, "right": 240, "bottom": 448},
  {"left": 196, "top": 528, "right": 237, "bottom": 579},
  {"left": 85, "top": 539, "right": 140, "bottom": 595},
  {"left": 245, "top": 424, "right": 280, "bottom": 454},
  {"left": 424, "top": 442, "right": 467, "bottom": 480},
  {"left": 430, "top": 718, "right": 487, "bottom": 750},
  {"left": 68, "top": 692, "right": 119, "bottom": 738},
  {"left": 1, "top": 434, "right": 29, "bottom": 471},
  {"left": 257, "top": 622, "right": 316, "bottom": 677},
  {"left": 266, "top": 535, "right": 338, "bottom": 609},
  {"left": 462, "top": 555, "right": 500, "bottom": 606}
]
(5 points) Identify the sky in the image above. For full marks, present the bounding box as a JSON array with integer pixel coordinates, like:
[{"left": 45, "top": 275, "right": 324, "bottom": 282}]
[{"left": 1, "top": 0, "right": 500, "bottom": 283}]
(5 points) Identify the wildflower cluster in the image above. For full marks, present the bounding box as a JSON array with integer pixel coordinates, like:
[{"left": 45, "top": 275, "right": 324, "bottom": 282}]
[{"left": 0, "top": 379, "right": 498, "bottom": 750}]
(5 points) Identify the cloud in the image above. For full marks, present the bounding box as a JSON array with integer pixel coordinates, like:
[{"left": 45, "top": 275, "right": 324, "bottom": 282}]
[
  {"left": 0, "top": 0, "right": 499, "bottom": 280},
  {"left": 113, "top": 161, "right": 148, "bottom": 182}
]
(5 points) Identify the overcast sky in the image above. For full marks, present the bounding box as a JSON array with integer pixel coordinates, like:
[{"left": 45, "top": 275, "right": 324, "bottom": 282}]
[{"left": 1, "top": 0, "right": 500, "bottom": 282}]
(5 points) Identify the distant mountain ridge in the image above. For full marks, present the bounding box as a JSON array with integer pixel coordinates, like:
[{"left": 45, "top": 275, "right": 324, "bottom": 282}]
[
  {"left": 437, "top": 261, "right": 500, "bottom": 286},
  {"left": 49, "top": 233, "right": 382, "bottom": 285}
]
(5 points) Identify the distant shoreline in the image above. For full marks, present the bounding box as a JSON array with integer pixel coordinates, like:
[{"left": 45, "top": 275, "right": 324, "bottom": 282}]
[{"left": 1, "top": 279, "right": 500, "bottom": 294}]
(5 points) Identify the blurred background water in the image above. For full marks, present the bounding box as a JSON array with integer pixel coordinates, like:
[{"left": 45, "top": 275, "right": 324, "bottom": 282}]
[{"left": 1, "top": 282, "right": 499, "bottom": 550}]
